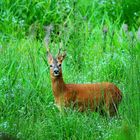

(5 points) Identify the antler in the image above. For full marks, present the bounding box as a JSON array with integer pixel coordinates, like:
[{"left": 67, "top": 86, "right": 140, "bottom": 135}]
[
  {"left": 57, "top": 41, "right": 62, "bottom": 56},
  {"left": 57, "top": 41, "right": 66, "bottom": 57},
  {"left": 44, "top": 24, "right": 54, "bottom": 54},
  {"left": 57, "top": 41, "right": 66, "bottom": 60}
]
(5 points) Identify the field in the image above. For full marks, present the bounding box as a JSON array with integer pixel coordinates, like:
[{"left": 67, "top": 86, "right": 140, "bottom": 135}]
[{"left": 0, "top": 0, "right": 140, "bottom": 140}]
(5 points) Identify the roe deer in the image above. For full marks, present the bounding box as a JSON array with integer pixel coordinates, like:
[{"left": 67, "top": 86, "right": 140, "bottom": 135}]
[{"left": 44, "top": 27, "right": 122, "bottom": 116}]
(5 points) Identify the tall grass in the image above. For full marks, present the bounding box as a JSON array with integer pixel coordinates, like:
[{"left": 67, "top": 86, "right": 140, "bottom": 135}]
[{"left": 0, "top": 0, "right": 140, "bottom": 140}]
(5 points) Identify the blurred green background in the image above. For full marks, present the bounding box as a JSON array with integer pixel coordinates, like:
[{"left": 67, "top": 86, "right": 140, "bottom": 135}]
[{"left": 0, "top": 0, "right": 140, "bottom": 140}]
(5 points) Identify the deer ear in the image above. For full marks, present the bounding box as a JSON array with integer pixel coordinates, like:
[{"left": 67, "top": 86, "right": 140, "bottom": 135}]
[
  {"left": 62, "top": 52, "right": 66, "bottom": 60},
  {"left": 57, "top": 52, "right": 66, "bottom": 62},
  {"left": 47, "top": 53, "right": 53, "bottom": 63}
]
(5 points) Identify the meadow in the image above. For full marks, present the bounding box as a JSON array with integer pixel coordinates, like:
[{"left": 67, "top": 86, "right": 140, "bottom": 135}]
[{"left": 0, "top": 0, "right": 140, "bottom": 139}]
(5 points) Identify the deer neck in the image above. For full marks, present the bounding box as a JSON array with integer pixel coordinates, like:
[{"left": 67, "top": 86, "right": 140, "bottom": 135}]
[{"left": 51, "top": 75, "right": 65, "bottom": 97}]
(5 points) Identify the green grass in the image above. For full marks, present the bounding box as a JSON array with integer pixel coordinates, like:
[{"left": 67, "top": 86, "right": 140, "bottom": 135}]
[{"left": 0, "top": 0, "right": 140, "bottom": 140}]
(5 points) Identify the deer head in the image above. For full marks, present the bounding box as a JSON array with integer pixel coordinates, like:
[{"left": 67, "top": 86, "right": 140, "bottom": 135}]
[
  {"left": 47, "top": 46, "right": 66, "bottom": 77},
  {"left": 44, "top": 25, "right": 66, "bottom": 77}
]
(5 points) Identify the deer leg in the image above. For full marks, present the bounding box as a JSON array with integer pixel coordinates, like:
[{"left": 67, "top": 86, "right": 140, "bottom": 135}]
[{"left": 109, "top": 102, "right": 118, "bottom": 117}]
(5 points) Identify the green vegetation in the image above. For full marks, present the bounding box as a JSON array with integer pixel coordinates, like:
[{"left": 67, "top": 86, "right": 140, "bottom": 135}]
[{"left": 0, "top": 0, "right": 140, "bottom": 139}]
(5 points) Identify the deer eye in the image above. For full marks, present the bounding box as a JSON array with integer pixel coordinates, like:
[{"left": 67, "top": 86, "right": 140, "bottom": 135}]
[
  {"left": 50, "top": 65, "right": 53, "bottom": 68},
  {"left": 58, "top": 64, "right": 61, "bottom": 67}
]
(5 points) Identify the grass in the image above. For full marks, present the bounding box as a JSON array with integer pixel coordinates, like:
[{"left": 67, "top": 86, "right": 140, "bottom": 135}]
[{"left": 0, "top": 0, "right": 140, "bottom": 140}]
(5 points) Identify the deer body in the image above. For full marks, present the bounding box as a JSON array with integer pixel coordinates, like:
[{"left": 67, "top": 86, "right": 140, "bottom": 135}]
[{"left": 50, "top": 71, "right": 122, "bottom": 116}]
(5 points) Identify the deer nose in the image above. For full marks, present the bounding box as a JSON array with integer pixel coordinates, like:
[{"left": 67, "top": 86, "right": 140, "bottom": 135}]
[{"left": 54, "top": 68, "right": 59, "bottom": 74}]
